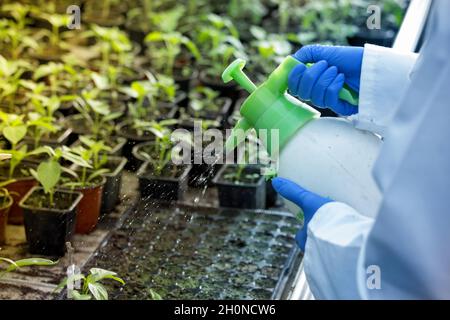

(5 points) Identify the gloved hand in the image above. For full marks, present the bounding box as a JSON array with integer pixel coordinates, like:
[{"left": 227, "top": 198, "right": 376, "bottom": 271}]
[
  {"left": 288, "top": 45, "right": 364, "bottom": 116},
  {"left": 272, "top": 177, "right": 333, "bottom": 251}
]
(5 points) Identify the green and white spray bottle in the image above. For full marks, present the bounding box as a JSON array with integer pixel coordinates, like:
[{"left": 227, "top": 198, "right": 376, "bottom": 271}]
[{"left": 223, "top": 57, "right": 382, "bottom": 217}]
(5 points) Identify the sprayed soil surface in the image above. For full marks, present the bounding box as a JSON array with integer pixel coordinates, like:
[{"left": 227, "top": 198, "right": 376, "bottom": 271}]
[{"left": 84, "top": 201, "right": 299, "bottom": 299}]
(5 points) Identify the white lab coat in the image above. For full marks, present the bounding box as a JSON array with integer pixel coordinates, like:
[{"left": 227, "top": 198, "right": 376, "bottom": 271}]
[{"left": 303, "top": 0, "right": 450, "bottom": 299}]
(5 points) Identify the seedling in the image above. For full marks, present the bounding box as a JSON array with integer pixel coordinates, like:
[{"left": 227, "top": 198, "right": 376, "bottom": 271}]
[
  {"left": 90, "top": 25, "right": 132, "bottom": 74},
  {"left": 73, "top": 91, "right": 123, "bottom": 140},
  {"left": 188, "top": 86, "right": 220, "bottom": 118},
  {"left": 195, "top": 14, "right": 246, "bottom": 77},
  {"left": 29, "top": 146, "right": 91, "bottom": 207},
  {"left": 0, "top": 18, "right": 38, "bottom": 60},
  {"left": 249, "top": 26, "right": 292, "bottom": 77},
  {"left": 144, "top": 31, "right": 200, "bottom": 77},
  {"left": 227, "top": 0, "right": 266, "bottom": 25},
  {"left": 56, "top": 267, "right": 125, "bottom": 300},
  {"left": 223, "top": 133, "right": 266, "bottom": 184},
  {"left": 34, "top": 11, "right": 71, "bottom": 49},
  {"left": 26, "top": 112, "right": 59, "bottom": 149},
  {"left": 76, "top": 136, "right": 112, "bottom": 170},
  {"left": 33, "top": 62, "right": 76, "bottom": 95},
  {"left": 0, "top": 111, "right": 48, "bottom": 178},
  {"left": 61, "top": 145, "right": 109, "bottom": 191},
  {"left": 133, "top": 119, "right": 181, "bottom": 176},
  {"left": 121, "top": 72, "right": 176, "bottom": 121},
  {"left": 0, "top": 55, "right": 32, "bottom": 111}
]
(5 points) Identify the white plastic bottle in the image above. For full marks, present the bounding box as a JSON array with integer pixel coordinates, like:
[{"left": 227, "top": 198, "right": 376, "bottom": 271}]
[
  {"left": 223, "top": 56, "right": 382, "bottom": 217},
  {"left": 277, "top": 117, "right": 382, "bottom": 218}
]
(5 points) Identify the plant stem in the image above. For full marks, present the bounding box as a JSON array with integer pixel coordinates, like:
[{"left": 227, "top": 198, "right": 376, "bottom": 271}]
[{"left": 49, "top": 189, "right": 54, "bottom": 207}]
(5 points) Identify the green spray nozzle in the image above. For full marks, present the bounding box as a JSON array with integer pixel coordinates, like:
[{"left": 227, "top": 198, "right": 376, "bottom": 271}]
[
  {"left": 222, "top": 56, "right": 359, "bottom": 155},
  {"left": 222, "top": 59, "right": 257, "bottom": 93}
]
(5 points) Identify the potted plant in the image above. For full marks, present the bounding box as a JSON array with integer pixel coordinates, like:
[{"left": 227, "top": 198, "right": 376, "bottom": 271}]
[
  {"left": 73, "top": 136, "right": 127, "bottom": 215},
  {"left": 130, "top": 119, "right": 180, "bottom": 171},
  {"left": 117, "top": 74, "right": 182, "bottom": 165},
  {"left": 213, "top": 164, "right": 266, "bottom": 209},
  {"left": 135, "top": 123, "right": 191, "bottom": 201},
  {"left": 0, "top": 112, "right": 47, "bottom": 224},
  {"left": 0, "top": 55, "right": 32, "bottom": 112},
  {"left": 213, "top": 136, "right": 268, "bottom": 209},
  {"left": 67, "top": 91, "right": 126, "bottom": 153},
  {"left": 247, "top": 26, "right": 292, "bottom": 82},
  {"left": 89, "top": 24, "right": 135, "bottom": 86},
  {"left": 23, "top": 95, "right": 73, "bottom": 147},
  {"left": 56, "top": 267, "right": 125, "bottom": 300},
  {"left": 20, "top": 152, "right": 85, "bottom": 256},
  {"left": 62, "top": 146, "right": 108, "bottom": 234},
  {"left": 0, "top": 3, "right": 40, "bottom": 60},
  {"left": 144, "top": 30, "right": 200, "bottom": 92}
]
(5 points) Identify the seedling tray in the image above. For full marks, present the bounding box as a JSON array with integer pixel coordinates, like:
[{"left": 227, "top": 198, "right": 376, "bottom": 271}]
[{"left": 84, "top": 200, "right": 300, "bottom": 300}]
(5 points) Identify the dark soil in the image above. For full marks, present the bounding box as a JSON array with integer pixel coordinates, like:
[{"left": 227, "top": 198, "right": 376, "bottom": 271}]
[
  {"left": 82, "top": 202, "right": 300, "bottom": 300},
  {"left": 22, "top": 189, "right": 77, "bottom": 211}
]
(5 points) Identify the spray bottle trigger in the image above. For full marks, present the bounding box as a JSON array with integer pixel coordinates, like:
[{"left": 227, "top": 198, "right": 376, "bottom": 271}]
[{"left": 225, "top": 118, "right": 252, "bottom": 154}]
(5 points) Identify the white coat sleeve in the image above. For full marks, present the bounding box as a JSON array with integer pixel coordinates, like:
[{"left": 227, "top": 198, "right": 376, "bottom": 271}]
[
  {"left": 350, "top": 44, "right": 418, "bottom": 135},
  {"left": 303, "top": 202, "right": 374, "bottom": 299}
]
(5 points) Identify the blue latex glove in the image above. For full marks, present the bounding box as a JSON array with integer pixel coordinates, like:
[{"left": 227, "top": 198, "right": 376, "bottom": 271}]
[
  {"left": 272, "top": 177, "right": 333, "bottom": 251},
  {"left": 288, "top": 45, "right": 364, "bottom": 116}
]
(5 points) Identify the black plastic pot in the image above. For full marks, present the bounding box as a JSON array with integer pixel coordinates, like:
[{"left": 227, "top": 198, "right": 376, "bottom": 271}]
[
  {"left": 213, "top": 164, "right": 266, "bottom": 209},
  {"left": 265, "top": 180, "right": 279, "bottom": 208},
  {"left": 131, "top": 141, "right": 154, "bottom": 175},
  {"left": 101, "top": 156, "right": 128, "bottom": 214},
  {"left": 188, "top": 163, "right": 221, "bottom": 188},
  {"left": 19, "top": 187, "right": 83, "bottom": 257},
  {"left": 137, "top": 161, "right": 191, "bottom": 202},
  {"left": 117, "top": 123, "right": 155, "bottom": 171}
]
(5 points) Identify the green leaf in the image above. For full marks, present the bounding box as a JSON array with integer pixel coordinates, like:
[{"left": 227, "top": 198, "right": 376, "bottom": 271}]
[
  {"left": 3, "top": 125, "right": 27, "bottom": 145},
  {"left": 89, "top": 268, "right": 124, "bottom": 283},
  {"left": 149, "top": 289, "right": 162, "bottom": 300},
  {"left": 72, "top": 290, "right": 92, "bottom": 300},
  {"left": 144, "top": 31, "right": 164, "bottom": 42},
  {"left": 88, "top": 282, "right": 108, "bottom": 300},
  {"left": 36, "top": 161, "right": 61, "bottom": 194},
  {"left": 5, "top": 258, "right": 58, "bottom": 272}
]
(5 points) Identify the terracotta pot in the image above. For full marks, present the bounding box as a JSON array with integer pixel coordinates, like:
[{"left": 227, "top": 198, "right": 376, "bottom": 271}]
[
  {"left": 0, "top": 195, "right": 13, "bottom": 244},
  {"left": 6, "top": 178, "right": 37, "bottom": 225},
  {"left": 73, "top": 178, "right": 106, "bottom": 234}
]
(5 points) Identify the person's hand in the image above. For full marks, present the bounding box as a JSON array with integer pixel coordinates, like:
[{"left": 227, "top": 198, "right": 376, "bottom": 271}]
[
  {"left": 288, "top": 45, "right": 363, "bottom": 116},
  {"left": 272, "top": 177, "right": 333, "bottom": 251}
]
